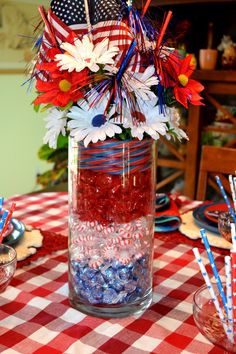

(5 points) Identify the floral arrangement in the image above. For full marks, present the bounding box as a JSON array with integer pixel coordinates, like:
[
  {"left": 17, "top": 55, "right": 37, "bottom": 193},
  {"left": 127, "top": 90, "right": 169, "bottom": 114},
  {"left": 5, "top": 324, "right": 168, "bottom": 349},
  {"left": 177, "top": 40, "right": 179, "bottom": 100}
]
[
  {"left": 30, "top": 0, "right": 204, "bottom": 149},
  {"left": 28, "top": 0, "right": 205, "bottom": 312}
]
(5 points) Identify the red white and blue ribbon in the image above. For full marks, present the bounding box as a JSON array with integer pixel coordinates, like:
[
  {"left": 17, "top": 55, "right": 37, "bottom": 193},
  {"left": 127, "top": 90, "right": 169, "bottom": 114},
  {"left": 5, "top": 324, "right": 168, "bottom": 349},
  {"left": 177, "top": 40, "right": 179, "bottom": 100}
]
[{"left": 77, "top": 139, "right": 153, "bottom": 174}]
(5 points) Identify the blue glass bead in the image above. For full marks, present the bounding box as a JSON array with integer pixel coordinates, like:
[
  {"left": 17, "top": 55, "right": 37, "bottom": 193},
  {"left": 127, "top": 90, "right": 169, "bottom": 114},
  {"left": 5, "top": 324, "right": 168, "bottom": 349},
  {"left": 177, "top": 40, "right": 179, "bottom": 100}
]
[
  {"left": 103, "top": 267, "right": 116, "bottom": 282},
  {"left": 126, "top": 292, "right": 139, "bottom": 303},
  {"left": 90, "top": 273, "right": 105, "bottom": 286},
  {"left": 133, "top": 263, "right": 142, "bottom": 277},
  {"left": 80, "top": 267, "right": 97, "bottom": 281},
  {"left": 91, "top": 286, "right": 103, "bottom": 300},
  {"left": 118, "top": 267, "right": 130, "bottom": 281},
  {"left": 111, "top": 280, "right": 124, "bottom": 292},
  {"left": 111, "top": 260, "right": 122, "bottom": 270},
  {"left": 111, "top": 260, "right": 121, "bottom": 270},
  {"left": 135, "top": 286, "right": 143, "bottom": 296},
  {"left": 124, "top": 281, "right": 137, "bottom": 293},
  {"left": 137, "top": 278, "right": 149, "bottom": 291},
  {"left": 79, "top": 289, "right": 89, "bottom": 300},
  {"left": 138, "top": 256, "right": 148, "bottom": 267},
  {"left": 103, "top": 288, "right": 118, "bottom": 304},
  {"left": 74, "top": 277, "right": 84, "bottom": 289},
  {"left": 87, "top": 296, "right": 100, "bottom": 304},
  {"left": 116, "top": 291, "right": 127, "bottom": 303},
  {"left": 71, "top": 260, "right": 80, "bottom": 271},
  {"left": 127, "top": 262, "right": 134, "bottom": 271}
]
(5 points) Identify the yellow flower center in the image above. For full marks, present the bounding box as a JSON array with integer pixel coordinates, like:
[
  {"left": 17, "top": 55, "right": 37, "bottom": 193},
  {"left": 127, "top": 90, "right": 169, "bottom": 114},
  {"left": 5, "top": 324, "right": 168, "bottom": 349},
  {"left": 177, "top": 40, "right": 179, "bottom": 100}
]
[
  {"left": 59, "top": 79, "right": 72, "bottom": 92},
  {"left": 178, "top": 74, "right": 189, "bottom": 87}
]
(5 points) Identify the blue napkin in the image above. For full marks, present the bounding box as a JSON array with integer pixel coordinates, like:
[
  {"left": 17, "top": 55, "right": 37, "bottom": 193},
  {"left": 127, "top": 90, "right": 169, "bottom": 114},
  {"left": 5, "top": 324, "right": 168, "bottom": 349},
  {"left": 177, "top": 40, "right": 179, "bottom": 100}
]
[{"left": 155, "top": 194, "right": 181, "bottom": 232}]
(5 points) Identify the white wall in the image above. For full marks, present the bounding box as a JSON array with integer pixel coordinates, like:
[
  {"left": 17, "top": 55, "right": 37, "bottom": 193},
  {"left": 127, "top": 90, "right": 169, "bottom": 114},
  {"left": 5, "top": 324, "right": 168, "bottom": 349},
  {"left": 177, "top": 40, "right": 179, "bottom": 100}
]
[{"left": 0, "top": 74, "right": 50, "bottom": 197}]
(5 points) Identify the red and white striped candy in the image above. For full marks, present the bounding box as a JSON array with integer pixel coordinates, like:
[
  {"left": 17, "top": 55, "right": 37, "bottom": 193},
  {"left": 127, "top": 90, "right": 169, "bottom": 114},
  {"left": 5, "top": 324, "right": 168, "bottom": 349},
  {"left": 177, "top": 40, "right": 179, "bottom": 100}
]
[
  {"left": 89, "top": 257, "right": 103, "bottom": 269},
  {"left": 74, "top": 235, "right": 95, "bottom": 243},
  {"left": 117, "top": 250, "right": 131, "bottom": 265},
  {"left": 75, "top": 254, "right": 86, "bottom": 262},
  {"left": 142, "top": 240, "right": 150, "bottom": 247},
  {"left": 119, "top": 257, "right": 130, "bottom": 265},
  {"left": 132, "top": 232, "right": 144, "bottom": 240},
  {"left": 109, "top": 236, "right": 123, "bottom": 245},
  {"left": 135, "top": 218, "right": 145, "bottom": 230},
  {"left": 120, "top": 223, "right": 134, "bottom": 232},
  {"left": 75, "top": 224, "right": 87, "bottom": 232},
  {"left": 135, "top": 252, "right": 144, "bottom": 260},
  {"left": 103, "top": 226, "right": 115, "bottom": 235},
  {"left": 95, "top": 224, "right": 104, "bottom": 232},
  {"left": 70, "top": 244, "right": 83, "bottom": 254},
  {"left": 84, "top": 248, "right": 98, "bottom": 258},
  {"left": 118, "top": 228, "right": 132, "bottom": 238},
  {"left": 119, "top": 239, "right": 133, "bottom": 247},
  {"left": 102, "top": 245, "right": 118, "bottom": 259},
  {"left": 86, "top": 221, "right": 97, "bottom": 228}
]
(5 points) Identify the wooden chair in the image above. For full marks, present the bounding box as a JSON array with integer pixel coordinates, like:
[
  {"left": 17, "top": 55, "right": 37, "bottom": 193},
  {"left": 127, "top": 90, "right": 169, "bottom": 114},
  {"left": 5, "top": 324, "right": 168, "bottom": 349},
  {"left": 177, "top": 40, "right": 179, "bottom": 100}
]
[{"left": 196, "top": 145, "right": 236, "bottom": 200}]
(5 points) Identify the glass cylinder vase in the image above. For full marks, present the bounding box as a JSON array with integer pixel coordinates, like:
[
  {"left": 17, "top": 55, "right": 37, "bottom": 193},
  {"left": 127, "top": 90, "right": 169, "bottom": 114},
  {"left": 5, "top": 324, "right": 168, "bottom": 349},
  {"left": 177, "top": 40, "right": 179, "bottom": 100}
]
[{"left": 68, "top": 137, "right": 156, "bottom": 318}]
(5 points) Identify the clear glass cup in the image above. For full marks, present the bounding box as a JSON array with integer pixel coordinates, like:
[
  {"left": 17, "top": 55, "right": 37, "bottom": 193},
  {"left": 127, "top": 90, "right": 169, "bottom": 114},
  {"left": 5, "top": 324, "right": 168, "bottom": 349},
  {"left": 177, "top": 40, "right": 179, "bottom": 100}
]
[
  {"left": 218, "top": 211, "right": 233, "bottom": 242},
  {"left": 0, "top": 244, "right": 17, "bottom": 293},
  {"left": 68, "top": 138, "right": 156, "bottom": 318},
  {"left": 193, "top": 283, "right": 236, "bottom": 353}
]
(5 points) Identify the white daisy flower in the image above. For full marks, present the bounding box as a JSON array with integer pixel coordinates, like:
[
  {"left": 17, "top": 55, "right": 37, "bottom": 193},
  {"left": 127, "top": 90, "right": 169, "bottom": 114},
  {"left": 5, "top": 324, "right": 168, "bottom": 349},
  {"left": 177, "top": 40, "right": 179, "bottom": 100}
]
[
  {"left": 123, "top": 98, "right": 169, "bottom": 140},
  {"left": 105, "top": 65, "right": 158, "bottom": 101},
  {"left": 55, "top": 35, "right": 119, "bottom": 73},
  {"left": 43, "top": 108, "right": 68, "bottom": 149},
  {"left": 128, "top": 66, "right": 159, "bottom": 101},
  {"left": 165, "top": 107, "right": 189, "bottom": 141},
  {"left": 67, "top": 95, "right": 122, "bottom": 147}
]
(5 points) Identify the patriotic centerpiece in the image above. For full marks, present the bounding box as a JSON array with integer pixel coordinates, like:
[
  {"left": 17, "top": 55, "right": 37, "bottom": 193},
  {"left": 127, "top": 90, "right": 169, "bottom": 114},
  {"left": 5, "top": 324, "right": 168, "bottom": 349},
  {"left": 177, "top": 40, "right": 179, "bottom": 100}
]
[{"left": 30, "top": 0, "right": 203, "bottom": 317}]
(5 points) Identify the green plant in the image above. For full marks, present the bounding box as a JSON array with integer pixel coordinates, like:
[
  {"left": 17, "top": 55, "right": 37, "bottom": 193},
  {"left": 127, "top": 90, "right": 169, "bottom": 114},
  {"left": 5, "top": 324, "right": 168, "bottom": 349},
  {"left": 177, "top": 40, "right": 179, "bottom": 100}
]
[{"left": 37, "top": 135, "right": 68, "bottom": 188}]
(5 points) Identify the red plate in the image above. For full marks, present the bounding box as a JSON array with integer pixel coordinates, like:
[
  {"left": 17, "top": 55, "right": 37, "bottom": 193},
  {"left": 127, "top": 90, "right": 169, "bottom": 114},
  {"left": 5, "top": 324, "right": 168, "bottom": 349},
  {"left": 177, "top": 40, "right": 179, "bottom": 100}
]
[{"left": 203, "top": 203, "right": 230, "bottom": 223}]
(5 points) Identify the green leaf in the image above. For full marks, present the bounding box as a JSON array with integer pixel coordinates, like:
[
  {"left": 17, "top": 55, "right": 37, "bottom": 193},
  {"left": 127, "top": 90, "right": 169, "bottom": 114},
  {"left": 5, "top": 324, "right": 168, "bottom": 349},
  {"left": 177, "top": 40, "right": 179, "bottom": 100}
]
[
  {"left": 115, "top": 127, "right": 132, "bottom": 141},
  {"left": 40, "top": 104, "right": 53, "bottom": 112},
  {"left": 61, "top": 101, "right": 73, "bottom": 111},
  {"left": 34, "top": 104, "right": 40, "bottom": 113},
  {"left": 38, "top": 144, "right": 55, "bottom": 161},
  {"left": 57, "top": 134, "right": 68, "bottom": 149}
]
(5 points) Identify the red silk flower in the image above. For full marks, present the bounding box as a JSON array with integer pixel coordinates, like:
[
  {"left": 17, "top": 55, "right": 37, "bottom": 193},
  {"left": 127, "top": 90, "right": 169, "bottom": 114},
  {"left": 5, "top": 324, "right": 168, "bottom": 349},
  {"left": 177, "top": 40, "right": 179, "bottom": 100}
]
[
  {"left": 34, "top": 47, "right": 88, "bottom": 107},
  {"left": 162, "top": 53, "right": 204, "bottom": 108}
]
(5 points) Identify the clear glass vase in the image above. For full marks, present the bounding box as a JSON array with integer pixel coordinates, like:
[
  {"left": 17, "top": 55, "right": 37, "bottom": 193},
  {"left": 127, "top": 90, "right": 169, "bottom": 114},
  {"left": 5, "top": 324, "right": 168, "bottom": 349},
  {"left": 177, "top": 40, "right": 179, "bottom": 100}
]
[{"left": 68, "top": 137, "right": 156, "bottom": 318}]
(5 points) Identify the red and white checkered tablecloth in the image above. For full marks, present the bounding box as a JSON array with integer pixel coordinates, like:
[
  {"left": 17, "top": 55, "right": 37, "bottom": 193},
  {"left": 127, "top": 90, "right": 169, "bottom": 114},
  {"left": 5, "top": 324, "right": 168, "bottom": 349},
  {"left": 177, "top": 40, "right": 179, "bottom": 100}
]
[{"left": 0, "top": 192, "right": 223, "bottom": 354}]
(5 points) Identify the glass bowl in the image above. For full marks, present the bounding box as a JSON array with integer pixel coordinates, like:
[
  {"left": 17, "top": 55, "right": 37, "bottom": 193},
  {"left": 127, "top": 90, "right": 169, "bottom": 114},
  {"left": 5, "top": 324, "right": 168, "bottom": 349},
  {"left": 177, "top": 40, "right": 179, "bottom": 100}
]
[
  {"left": 193, "top": 283, "right": 236, "bottom": 353},
  {"left": 0, "top": 244, "right": 17, "bottom": 293},
  {"left": 218, "top": 211, "right": 233, "bottom": 243}
]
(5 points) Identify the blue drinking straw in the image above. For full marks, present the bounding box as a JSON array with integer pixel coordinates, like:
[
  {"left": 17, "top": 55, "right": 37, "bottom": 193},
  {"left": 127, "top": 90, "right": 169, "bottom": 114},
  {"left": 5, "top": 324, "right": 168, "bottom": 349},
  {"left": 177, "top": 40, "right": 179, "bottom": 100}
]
[
  {"left": 200, "top": 228, "right": 228, "bottom": 315},
  {"left": 0, "top": 197, "right": 4, "bottom": 214},
  {"left": 193, "top": 247, "right": 232, "bottom": 341},
  {"left": 215, "top": 175, "right": 236, "bottom": 224}
]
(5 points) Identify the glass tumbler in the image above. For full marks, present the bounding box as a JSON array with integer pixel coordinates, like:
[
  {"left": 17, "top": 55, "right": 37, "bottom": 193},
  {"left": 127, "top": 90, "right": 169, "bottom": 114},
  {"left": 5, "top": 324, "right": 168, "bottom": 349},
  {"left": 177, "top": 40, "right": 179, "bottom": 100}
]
[
  {"left": 218, "top": 211, "right": 233, "bottom": 243},
  {"left": 0, "top": 244, "right": 17, "bottom": 293}
]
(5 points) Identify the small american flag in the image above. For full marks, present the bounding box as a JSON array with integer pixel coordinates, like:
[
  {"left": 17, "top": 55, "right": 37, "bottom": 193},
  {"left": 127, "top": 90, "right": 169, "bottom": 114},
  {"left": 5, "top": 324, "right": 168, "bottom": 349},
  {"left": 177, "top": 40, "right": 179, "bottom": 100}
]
[{"left": 37, "top": 0, "right": 141, "bottom": 80}]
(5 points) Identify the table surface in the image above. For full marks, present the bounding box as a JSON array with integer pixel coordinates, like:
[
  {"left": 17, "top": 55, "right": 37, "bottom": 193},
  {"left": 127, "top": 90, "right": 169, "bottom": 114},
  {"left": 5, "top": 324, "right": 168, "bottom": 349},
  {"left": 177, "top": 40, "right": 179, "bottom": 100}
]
[{"left": 0, "top": 192, "right": 224, "bottom": 354}]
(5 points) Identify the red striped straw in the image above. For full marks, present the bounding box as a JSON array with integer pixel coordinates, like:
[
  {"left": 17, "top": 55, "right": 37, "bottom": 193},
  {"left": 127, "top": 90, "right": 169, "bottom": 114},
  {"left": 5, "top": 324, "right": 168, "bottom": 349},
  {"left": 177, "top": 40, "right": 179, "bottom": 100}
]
[
  {"left": 0, "top": 203, "right": 16, "bottom": 243},
  {"left": 155, "top": 11, "right": 173, "bottom": 52},
  {"left": 38, "top": 6, "right": 58, "bottom": 47},
  {"left": 142, "top": 0, "right": 152, "bottom": 17}
]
